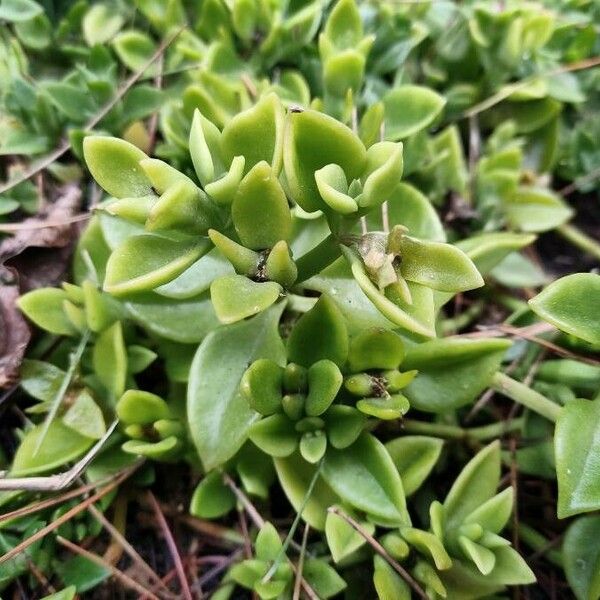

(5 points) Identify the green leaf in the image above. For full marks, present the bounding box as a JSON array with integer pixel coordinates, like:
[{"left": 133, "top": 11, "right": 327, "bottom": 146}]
[
  {"left": 373, "top": 555, "right": 411, "bottom": 600},
  {"left": 112, "top": 30, "right": 157, "bottom": 74},
  {"left": 117, "top": 389, "right": 170, "bottom": 424},
  {"left": 443, "top": 442, "right": 501, "bottom": 531},
  {"left": 83, "top": 136, "right": 152, "bottom": 199},
  {"left": 504, "top": 187, "right": 573, "bottom": 233},
  {"left": 322, "top": 432, "right": 409, "bottom": 526},
  {"left": 399, "top": 236, "right": 484, "bottom": 293},
  {"left": 303, "top": 558, "right": 347, "bottom": 598},
  {"left": 283, "top": 109, "right": 366, "bottom": 212},
  {"left": 0, "top": 0, "right": 42, "bottom": 22},
  {"left": 383, "top": 85, "right": 446, "bottom": 141},
  {"left": 55, "top": 555, "right": 110, "bottom": 594},
  {"left": 232, "top": 161, "right": 292, "bottom": 250},
  {"left": 360, "top": 141, "right": 403, "bottom": 208},
  {"left": 249, "top": 414, "right": 298, "bottom": 457},
  {"left": 315, "top": 163, "right": 357, "bottom": 214},
  {"left": 20, "top": 360, "right": 65, "bottom": 402},
  {"left": 104, "top": 235, "right": 210, "bottom": 296},
  {"left": 222, "top": 93, "right": 285, "bottom": 174},
  {"left": 190, "top": 471, "right": 236, "bottom": 519},
  {"left": 323, "top": 405, "right": 366, "bottom": 449},
  {"left": 188, "top": 303, "right": 286, "bottom": 470},
  {"left": 402, "top": 338, "right": 512, "bottom": 412},
  {"left": 83, "top": 4, "right": 124, "bottom": 46},
  {"left": 241, "top": 358, "right": 283, "bottom": 416},
  {"left": 274, "top": 452, "right": 339, "bottom": 530},
  {"left": 18, "top": 288, "right": 76, "bottom": 336},
  {"left": 563, "top": 515, "right": 600, "bottom": 600},
  {"left": 127, "top": 291, "right": 218, "bottom": 343},
  {"left": 325, "top": 505, "right": 373, "bottom": 563},
  {"left": 347, "top": 328, "right": 405, "bottom": 372},
  {"left": 400, "top": 526, "right": 452, "bottom": 570},
  {"left": 93, "top": 321, "right": 127, "bottom": 400},
  {"left": 287, "top": 294, "right": 348, "bottom": 368},
  {"left": 529, "top": 273, "right": 600, "bottom": 346},
  {"left": 63, "top": 390, "right": 106, "bottom": 439},
  {"left": 385, "top": 436, "right": 444, "bottom": 496},
  {"left": 305, "top": 360, "right": 342, "bottom": 416},
  {"left": 39, "top": 586, "right": 77, "bottom": 600},
  {"left": 210, "top": 275, "right": 282, "bottom": 324},
  {"left": 555, "top": 398, "right": 600, "bottom": 518},
  {"left": 11, "top": 420, "right": 93, "bottom": 476}
]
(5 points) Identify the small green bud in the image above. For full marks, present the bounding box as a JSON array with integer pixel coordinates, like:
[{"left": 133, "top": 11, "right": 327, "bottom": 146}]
[
  {"left": 283, "top": 363, "right": 308, "bottom": 393},
  {"left": 281, "top": 393, "right": 305, "bottom": 421}
]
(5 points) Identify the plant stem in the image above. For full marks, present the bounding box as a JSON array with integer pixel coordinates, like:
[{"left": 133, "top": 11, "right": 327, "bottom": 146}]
[
  {"left": 401, "top": 417, "right": 525, "bottom": 440},
  {"left": 491, "top": 372, "right": 561, "bottom": 423},
  {"left": 262, "top": 460, "right": 323, "bottom": 583},
  {"left": 515, "top": 523, "right": 563, "bottom": 568},
  {"left": 557, "top": 223, "right": 600, "bottom": 262},
  {"left": 34, "top": 329, "right": 91, "bottom": 456},
  {"left": 295, "top": 234, "right": 342, "bottom": 283}
]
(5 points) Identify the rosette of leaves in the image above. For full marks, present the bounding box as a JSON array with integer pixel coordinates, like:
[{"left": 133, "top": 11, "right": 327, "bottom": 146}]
[
  {"left": 116, "top": 389, "right": 187, "bottom": 461},
  {"left": 241, "top": 296, "right": 365, "bottom": 464},
  {"left": 343, "top": 327, "right": 416, "bottom": 420},
  {"left": 370, "top": 442, "right": 535, "bottom": 599},
  {"left": 230, "top": 522, "right": 345, "bottom": 600}
]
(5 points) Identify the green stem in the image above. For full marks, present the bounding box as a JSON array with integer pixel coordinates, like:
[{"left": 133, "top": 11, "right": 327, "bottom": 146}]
[
  {"left": 491, "top": 372, "right": 561, "bottom": 423},
  {"left": 295, "top": 235, "right": 341, "bottom": 283},
  {"left": 262, "top": 459, "right": 323, "bottom": 583},
  {"left": 33, "top": 329, "right": 91, "bottom": 455},
  {"left": 515, "top": 523, "right": 563, "bottom": 568},
  {"left": 401, "top": 417, "right": 525, "bottom": 441},
  {"left": 557, "top": 223, "right": 600, "bottom": 262},
  {"left": 440, "top": 300, "right": 485, "bottom": 335}
]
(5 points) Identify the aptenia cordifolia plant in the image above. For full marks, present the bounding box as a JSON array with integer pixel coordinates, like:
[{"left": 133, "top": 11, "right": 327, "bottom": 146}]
[{"left": 0, "top": 0, "right": 599, "bottom": 598}]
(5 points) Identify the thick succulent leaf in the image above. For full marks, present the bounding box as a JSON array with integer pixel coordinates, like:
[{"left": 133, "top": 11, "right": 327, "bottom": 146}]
[
  {"left": 322, "top": 432, "right": 409, "bottom": 526},
  {"left": 343, "top": 247, "right": 435, "bottom": 338},
  {"left": 325, "top": 505, "right": 373, "bottom": 563},
  {"left": 555, "top": 398, "right": 600, "bottom": 518},
  {"left": 18, "top": 288, "right": 76, "bottom": 336},
  {"left": 112, "top": 30, "right": 157, "bottom": 74},
  {"left": 303, "top": 558, "right": 347, "bottom": 598},
  {"left": 371, "top": 182, "right": 445, "bottom": 242},
  {"left": 529, "top": 273, "right": 600, "bottom": 346},
  {"left": 504, "top": 187, "right": 573, "bottom": 233},
  {"left": 104, "top": 235, "right": 210, "bottom": 296},
  {"left": 315, "top": 163, "right": 357, "bottom": 214},
  {"left": 383, "top": 85, "right": 446, "bottom": 140},
  {"left": 126, "top": 291, "right": 219, "bottom": 343},
  {"left": 563, "top": 515, "right": 600, "bottom": 600},
  {"left": 190, "top": 471, "right": 236, "bottom": 519},
  {"left": 283, "top": 109, "right": 366, "bottom": 212},
  {"left": 210, "top": 275, "right": 282, "bottom": 324},
  {"left": 20, "top": 360, "right": 65, "bottom": 402},
  {"left": 274, "top": 452, "right": 339, "bottom": 530},
  {"left": 402, "top": 338, "right": 512, "bottom": 412},
  {"left": 464, "top": 487, "right": 514, "bottom": 534},
  {"left": 249, "top": 414, "right": 298, "bottom": 457},
  {"left": 347, "top": 328, "right": 404, "bottom": 372},
  {"left": 232, "top": 161, "right": 292, "bottom": 249},
  {"left": 443, "top": 442, "right": 501, "bottom": 531},
  {"left": 83, "top": 136, "right": 152, "bottom": 198},
  {"left": 400, "top": 527, "right": 452, "bottom": 570},
  {"left": 63, "top": 390, "right": 106, "bottom": 439},
  {"left": 360, "top": 141, "right": 403, "bottom": 208},
  {"left": 240, "top": 358, "right": 283, "bottom": 416},
  {"left": 373, "top": 555, "right": 411, "bottom": 600},
  {"left": 385, "top": 436, "right": 444, "bottom": 496},
  {"left": 399, "top": 235, "right": 484, "bottom": 293},
  {"left": 287, "top": 294, "right": 348, "bottom": 367},
  {"left": 116, "top": 390, "right": 171, "bottom": 425},
  {"left": 188, "top": 303, "right": 286, "bottom": 470},
  {"left": 10, "top": 420, "right": 93, "bottom": 477},
  {"left": 305, "top": 360, "right": 342, "bottom": 416},
  {"left": 92, "top": 321, "right": 127, "bottom": 400},
  {"left": 139, "top": 158, "right": 195, "bottom": 194},
  {"left": 222, "top": 92, "right": 285, "bottom": 174},
  {"left": 189, "top": 108, "right": 225, "bottom": 186}
]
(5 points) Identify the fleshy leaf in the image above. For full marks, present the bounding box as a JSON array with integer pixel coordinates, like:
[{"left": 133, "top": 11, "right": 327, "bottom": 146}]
[
  {"left": 104, "top": 235, "right": 210, "bottom": 296},
  {"left": 83, "top": 136, "right": 152, "bottom": 198},
  {"left": 563, "top": 515, "right": 600, "bottom": 600},
  {"left": 188, "top": 303, "right": 286, "bottom": 470},
  {"left": 555, "top": 397, "right": 600, "bottom": 518},
  {"left": 529, "top": 273, "right": 600, "bottom": 346}
]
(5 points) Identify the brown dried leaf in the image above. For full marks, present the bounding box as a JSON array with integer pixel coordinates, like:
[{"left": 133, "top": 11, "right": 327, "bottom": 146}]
[
  {"left": 0, "top": 266, "right": 30, "bottom": 389},
  {"left": 0, "top": 184, "right": 82, "bottom": 262}
]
